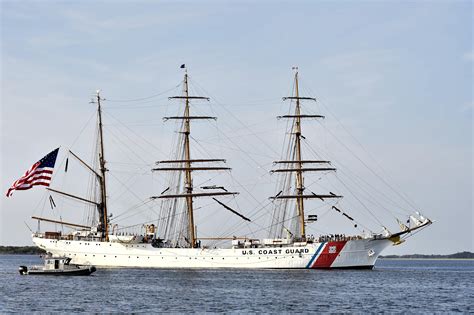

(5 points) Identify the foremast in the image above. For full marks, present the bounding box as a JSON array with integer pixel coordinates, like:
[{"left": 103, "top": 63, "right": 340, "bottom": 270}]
[
  {"left": 152, "top": 69, "right": 238, "bottom": 248},
  {"left": 293, "top": 72, "right": 305, "bottom": 238},
  {"left": 271, "top": 68, "right": 341, "bottom": 240}
]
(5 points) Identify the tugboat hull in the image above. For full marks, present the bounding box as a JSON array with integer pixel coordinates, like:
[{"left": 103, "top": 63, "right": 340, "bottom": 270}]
[{"left": 19, "top": 265, "right": 96, "bottom": 276}]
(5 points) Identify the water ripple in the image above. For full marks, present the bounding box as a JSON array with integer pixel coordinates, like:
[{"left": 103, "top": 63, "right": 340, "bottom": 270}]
[{"left": 0, "top": 255, "right": 472, "bottom": 313}]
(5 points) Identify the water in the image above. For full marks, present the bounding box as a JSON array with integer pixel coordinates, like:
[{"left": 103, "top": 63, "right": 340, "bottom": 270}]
[{"left": 0, "top": 255, "right": 472, "bottom": 313}]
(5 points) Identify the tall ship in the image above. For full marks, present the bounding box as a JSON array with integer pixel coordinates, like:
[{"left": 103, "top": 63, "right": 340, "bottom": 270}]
[{"left": 13, "top": 68, "right": 431, "bottom": 269}]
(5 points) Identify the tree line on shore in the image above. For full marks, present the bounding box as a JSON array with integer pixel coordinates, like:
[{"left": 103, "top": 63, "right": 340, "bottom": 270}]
[
  {"left": 380, "top": 251, "right": 474, "bottom": 259},
  {"left": 0, "top": 246, "right": 46, "bottom": 255}
]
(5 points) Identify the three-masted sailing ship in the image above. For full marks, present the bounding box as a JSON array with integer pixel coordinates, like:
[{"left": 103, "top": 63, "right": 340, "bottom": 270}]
[{"left": 28, "top": 68, "right": 431, "bottom": 269}]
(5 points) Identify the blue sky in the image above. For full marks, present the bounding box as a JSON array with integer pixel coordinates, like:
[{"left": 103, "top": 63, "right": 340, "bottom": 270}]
[{"left": 1, "top": 0, "right": 472, "bottom": 254}]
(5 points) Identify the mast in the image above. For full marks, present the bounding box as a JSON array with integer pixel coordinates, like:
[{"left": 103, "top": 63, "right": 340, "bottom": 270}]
[
  {"left": 96, "top": 91, "right": 109, "bottom": 241},
  {"left": 293, "top": 71, "right": 305, "bottom": 239},
  {"left": 182, "top": 71, "right": 196, "bottom": 247},
  {"left": 39, "top": 95, "right": 109, "bottom": 239},
  {"left": 270, "top": 68, "right": 341, "bottom": 240},
  {"left": 153, "top": 68, "right": 239, "bottom": 248}
]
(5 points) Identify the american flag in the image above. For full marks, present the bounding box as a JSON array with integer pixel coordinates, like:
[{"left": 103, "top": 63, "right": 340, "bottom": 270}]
[{"left": 6, "top": 148, "right": 59, "bottom": 197}]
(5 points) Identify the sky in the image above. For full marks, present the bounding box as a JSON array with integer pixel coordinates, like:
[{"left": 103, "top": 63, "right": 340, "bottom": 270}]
[{"left": 0, "top": 0, "right": 472, "bottom": 255}]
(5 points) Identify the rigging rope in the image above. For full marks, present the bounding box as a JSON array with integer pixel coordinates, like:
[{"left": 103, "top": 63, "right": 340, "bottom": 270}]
[
  {"left": 105, "top": 84, "right": 181, "bottom": 102},
  {"left": 302, "top": 84, "right": 421, "bottom": 211}
]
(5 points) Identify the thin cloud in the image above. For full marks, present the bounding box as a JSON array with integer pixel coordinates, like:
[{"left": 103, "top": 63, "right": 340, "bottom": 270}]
[{"left": 463, "top": 51, "right": 474, "bottom": 62}]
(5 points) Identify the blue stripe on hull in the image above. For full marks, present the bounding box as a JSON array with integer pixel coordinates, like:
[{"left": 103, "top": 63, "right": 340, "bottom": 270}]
[{"left": 305, "top": 242, "right": 325, "bottom": 269}]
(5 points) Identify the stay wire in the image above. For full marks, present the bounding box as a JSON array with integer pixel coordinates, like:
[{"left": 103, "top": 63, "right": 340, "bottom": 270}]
[
  {"left": 303, "top": 84, "right": 420, "bottom": 211},
  {"left": 187, "top": 76, "right": 281, "bottom": 158},
  {"left": 106, "top": 84, "right": 181, "bottom": 103}
]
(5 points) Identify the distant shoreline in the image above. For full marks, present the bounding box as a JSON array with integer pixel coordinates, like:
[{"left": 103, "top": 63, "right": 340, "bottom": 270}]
[
  {"left": 0, "top": 246, "right": 472, "bottom": 259},
  {"left": 380, "top": 251, "right": 473, "bottom": 259},
  {"left": 0, "top": 246, "right": 46, "bottom": 255}
]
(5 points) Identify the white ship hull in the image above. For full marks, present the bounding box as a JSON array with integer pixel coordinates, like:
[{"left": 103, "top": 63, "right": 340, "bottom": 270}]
[{"left": 33, "top": 236, "right": 392, "bottom": 269}]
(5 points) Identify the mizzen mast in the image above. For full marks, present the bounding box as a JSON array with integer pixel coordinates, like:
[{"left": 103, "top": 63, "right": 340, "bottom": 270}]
[
  {"left": 96, "top": 91, "right": 109, "bottom": 241},
  {"left": 44, "top": 92, "right": 109, "bottom": 240}
]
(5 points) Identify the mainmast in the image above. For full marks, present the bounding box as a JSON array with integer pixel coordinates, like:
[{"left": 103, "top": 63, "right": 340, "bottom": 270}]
[
  {"left": 96, "top": 91, "right": 109, "bottom": 241},
  {"left": 182, "top": 72, "right": 196, "bottom": 247},
  {"left": 152, "top": 68, "right": 239, "bottom": 248},
  {"left": 271, "top": 68, "right": 342, "bottom": 240}
]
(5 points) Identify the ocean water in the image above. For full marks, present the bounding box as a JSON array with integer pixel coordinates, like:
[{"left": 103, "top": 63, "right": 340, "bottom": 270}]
[{"left": 0, "top": 255, "right": 472, "bottom": 313}]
